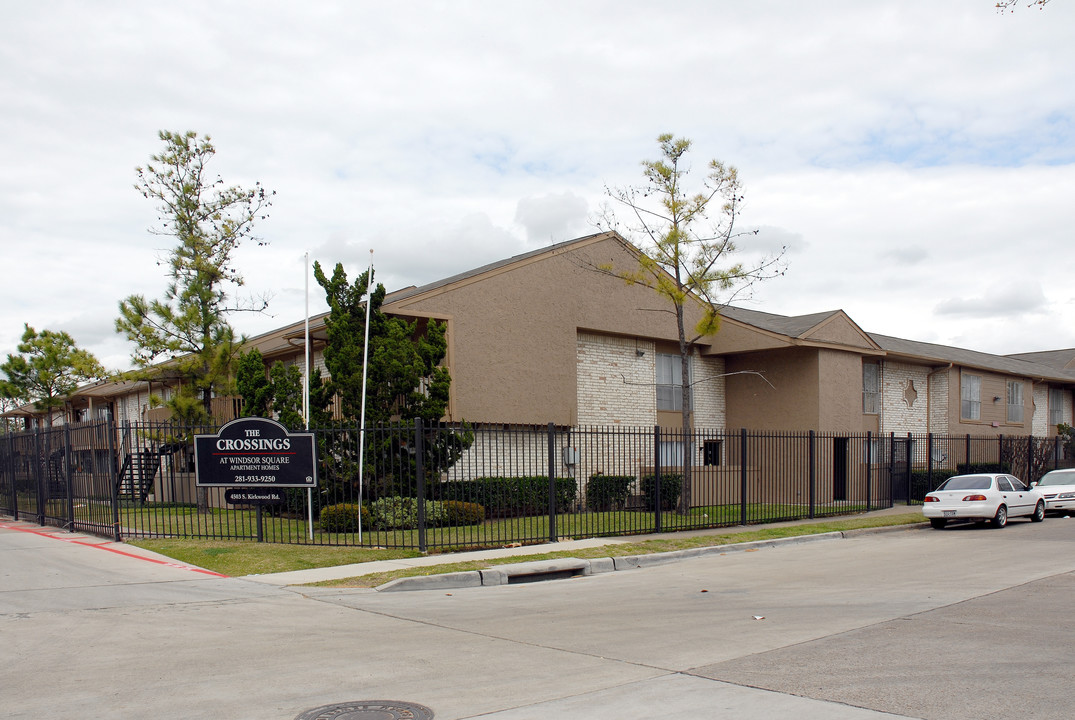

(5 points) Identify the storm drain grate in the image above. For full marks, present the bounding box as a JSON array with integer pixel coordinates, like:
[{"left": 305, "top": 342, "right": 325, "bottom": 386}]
[{"left": 295, "top": 700, "right": 434, "bottom": 719}]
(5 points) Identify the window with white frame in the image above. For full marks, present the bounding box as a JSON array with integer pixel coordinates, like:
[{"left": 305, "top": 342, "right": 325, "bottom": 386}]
[
  {"left": 1007, "top": 381, "right": 1024, "bottom": 423},
  {"left": 657, "top": 353, "right": 690, "bottom": 412},
  {"left": 961, "top": 373, "right": 981, "bottom": 420},
  {"left": 1050, "top": 388, "right": 1064, "bottom": 427},
  {"left": 862, "top": 363, "right": 880, "bottom": 414}
]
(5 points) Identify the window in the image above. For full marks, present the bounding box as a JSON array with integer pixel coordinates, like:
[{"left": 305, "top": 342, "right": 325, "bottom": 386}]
[
  {"left": 702, "top": 439, "right": 722, "bottom": 466},
  {"left": 658, "top": 440, "right": 684, "bottom": 467},
  {"left": 862, "top": 363, "right": 880, "bottom": 414},
  {"left": 961, "top": 373, "right": 981, "bottom": 420},
  {"left": 1007, "top": 381, "right": 1024, "bottom": 423},
  {"left": 1050, "top": 388, "right": 1064, "bottom": 427},
  {"left": 657, "top": 353, "right": 690, "bottom": 412}
]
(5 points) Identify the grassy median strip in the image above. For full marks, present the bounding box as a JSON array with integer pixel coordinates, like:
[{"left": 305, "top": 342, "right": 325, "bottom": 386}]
[{"left": 129, "top": 511, "right": 924, "bottom": 585}]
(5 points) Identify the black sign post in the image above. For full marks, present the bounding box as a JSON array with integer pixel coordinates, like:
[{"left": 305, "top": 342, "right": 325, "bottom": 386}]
[{"left": 194, "top": 418, "right": 318, "bottom": 541}]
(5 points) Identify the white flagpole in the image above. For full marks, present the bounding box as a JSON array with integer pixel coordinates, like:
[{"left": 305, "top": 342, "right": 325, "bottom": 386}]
[
  {"left": 304, "top": 252, "right": 313, "bottom": 539},
  {"left": 357, "top": 250, "right": 373, "bottom": 542}
]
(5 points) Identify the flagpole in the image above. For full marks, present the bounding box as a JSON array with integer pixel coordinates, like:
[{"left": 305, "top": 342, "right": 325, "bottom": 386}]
[
  {"left": 357, "top": 249, "right": 373, "bottom": 542},
  {"left": 304, "top": 252, "right": 313, "bottom": 539}
]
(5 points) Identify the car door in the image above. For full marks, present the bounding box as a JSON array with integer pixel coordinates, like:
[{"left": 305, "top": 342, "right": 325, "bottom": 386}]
[{"left": 1003, "top": 475, "right": 1033, "bottom": 517}]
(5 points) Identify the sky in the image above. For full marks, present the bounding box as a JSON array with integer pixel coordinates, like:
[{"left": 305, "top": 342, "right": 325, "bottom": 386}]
[{"left": 2, "top": 0, "right": 1074, "bottom": 373}]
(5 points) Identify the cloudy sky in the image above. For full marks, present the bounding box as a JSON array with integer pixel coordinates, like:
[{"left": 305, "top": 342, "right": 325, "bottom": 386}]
[{"left": 2, "top": 0, "right": 1073, "bottom": 372}]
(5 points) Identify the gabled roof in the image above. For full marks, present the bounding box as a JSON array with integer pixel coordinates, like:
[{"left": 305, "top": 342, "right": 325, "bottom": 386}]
[
  {"left": 869, "top": 333, "right": 1075, "bottom": 383},
  {"left": 718, "top": 306, "right": 882, "bottom": 353},
  {"left": 384, "top": 231, "right": 622, "bottom": 306},
  {"left": 720, "top": 307, "right": 843, "bottom": 337},
  {"left": 1006, "top": 348, "right": 1075, "bottom": 373}
]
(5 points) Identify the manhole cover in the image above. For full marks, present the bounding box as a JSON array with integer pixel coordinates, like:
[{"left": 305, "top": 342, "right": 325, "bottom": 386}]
[{"left": 295, "top": 701, "right": 434, "bottom": 720}]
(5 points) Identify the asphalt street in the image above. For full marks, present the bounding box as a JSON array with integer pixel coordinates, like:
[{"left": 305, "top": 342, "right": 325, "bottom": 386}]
[{"left": 3, "top": 514, "right": 1074, "bottom": 719}]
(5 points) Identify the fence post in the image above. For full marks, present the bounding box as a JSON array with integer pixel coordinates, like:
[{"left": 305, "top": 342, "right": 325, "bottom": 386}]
[
  {"left": 866, "top": 431, "right": 872, "bottom": 512},
  {"left": 1028, "top": 435, "right": 1034, "bottom": 481},
  {"left": 415, "top": 418, "right": 426, "bottom": 553},
  {"left": 965, "top": 434, "right": 971, "bottom": 469},
  {"left": 998, "top": 434, "right": 1004, "bottom": 472},
  {"left": 926, "top": 434, "right": 934, "bottom": 498},
  {"left": 547, "top": 422, "right": 557, "bottom": 544},
  {"left": 889, "top": 432, "right": 896, "bottom": 505},
  {"left": 653, "top": 425, "right": 662, "bottom": 533},
  {"left": 108, "top": 420, "right": 121, "bottom": 541},
  {"left": 63, "top": 424, "right": 75, "bottom": 531},
  {"left": 808, "top": 430, "right": 816, "bottom": 519},
  {"left": 33, "top": 427, "right": 45, "bottom": 525},
  {"left": 739, "top": 428, "right": 748, "bottom": 525}
]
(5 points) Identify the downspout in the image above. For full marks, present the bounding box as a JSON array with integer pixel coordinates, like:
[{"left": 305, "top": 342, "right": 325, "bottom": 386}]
[{"left": 926, "top": 363, "right": 953, "bottom": 434}]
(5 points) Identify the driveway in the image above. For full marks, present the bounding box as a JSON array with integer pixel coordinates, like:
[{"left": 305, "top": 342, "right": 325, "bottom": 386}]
[{"left": 3, "top": 516, "right": 1074, "bottom": 719}]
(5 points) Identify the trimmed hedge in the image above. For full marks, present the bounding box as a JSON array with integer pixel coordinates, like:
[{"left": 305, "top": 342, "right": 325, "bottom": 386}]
[
  {"left": 444, "top": 500, "right": 485, "bottom": 526},
  {"left": 640, "top": 473, "right": 683, "bottom": 511},
  {"left": 319, "top": 503, "right": 370, "bottom": 533},
  {"left": 434, "top": 476, "right": 577, "bottom": 517},
  {"left": 585, "top": 474, "right": 634, "bottom": 511},
  {"left": 368, "top": 496, "right": 455, "bottom": 530}
]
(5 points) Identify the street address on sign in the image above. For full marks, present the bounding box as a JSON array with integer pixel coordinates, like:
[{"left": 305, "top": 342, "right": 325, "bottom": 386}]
[{"left": 194, "top": 417, "right": 317, "bottom": 488}]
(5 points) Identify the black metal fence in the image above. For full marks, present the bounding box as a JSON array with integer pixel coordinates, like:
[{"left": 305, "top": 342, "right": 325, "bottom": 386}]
[{"left": 2, "top": 419, "right": 1067, "bottom": 551}]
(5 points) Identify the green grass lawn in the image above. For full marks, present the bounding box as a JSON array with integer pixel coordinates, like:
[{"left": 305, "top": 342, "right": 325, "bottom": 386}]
[
  {"left": 128, "top": 509, "right": 926, "bottom": 582},
  {"left": 116, "top": 500, "right": 879, "bottom": 546}
]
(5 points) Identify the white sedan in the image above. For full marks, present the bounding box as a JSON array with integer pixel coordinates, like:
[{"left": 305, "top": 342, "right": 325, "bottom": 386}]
[
  {"left": 923, "top": 473, "right": 1045, "bottom": 529},
  {"left": 1033, "top": 468, "right": 1075, "bottom": 515}
]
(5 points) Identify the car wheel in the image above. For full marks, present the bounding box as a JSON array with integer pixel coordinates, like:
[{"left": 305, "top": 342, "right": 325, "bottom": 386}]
[
  {"left": 991, "top": 505, "right": 1008, "bottom": 528},
  {"left": 1032, "top": 501, "right": 1045, "bottom": 523},
  {"left": 929, "top": 518, "right": 947, "bottom": 529}
]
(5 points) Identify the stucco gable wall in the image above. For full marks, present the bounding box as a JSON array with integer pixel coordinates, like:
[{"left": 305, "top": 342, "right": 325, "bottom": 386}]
[
  {"left": 804, "top": 315, "right": 876, "bottom": 350},
  {"left": 386, "top": 235, "right": 737, "bottom": 425}
]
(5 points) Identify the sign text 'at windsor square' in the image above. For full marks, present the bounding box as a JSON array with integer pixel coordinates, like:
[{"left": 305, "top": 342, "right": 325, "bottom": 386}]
[{"left": 194, "top": 418, "right": 317, "bottom": 501}]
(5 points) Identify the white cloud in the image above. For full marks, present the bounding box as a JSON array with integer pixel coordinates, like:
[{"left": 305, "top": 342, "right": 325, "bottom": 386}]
[
  {"left": 3, "top": 0, "right": 1075, "bottom": 369},
  {"left": 514, "top": 192, "right": 590, "bottom": 245}
]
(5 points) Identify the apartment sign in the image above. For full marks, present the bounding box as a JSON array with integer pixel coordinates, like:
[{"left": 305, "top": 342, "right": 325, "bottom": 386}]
[{"left": 194, "top": 417, "right": 317, "bottom": 488}]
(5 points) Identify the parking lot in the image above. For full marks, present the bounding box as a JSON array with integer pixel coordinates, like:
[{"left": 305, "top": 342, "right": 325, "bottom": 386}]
[{"left": 3, "top": 515, "right": 1074, "bottom": 719}]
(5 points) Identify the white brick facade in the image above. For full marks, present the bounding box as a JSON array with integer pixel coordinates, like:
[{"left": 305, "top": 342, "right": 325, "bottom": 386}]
[
  {"left": 576, "top": 332, "right": 727, "bottom": 429},
  {"left": 577, "top": 333, "right": 655, "bottom": 426},
  {"left": 879, "top": 362, "right": 931, "bottom": 435},
  {"left": 691, "top": 354, "right": 727, "bottom": 428}
]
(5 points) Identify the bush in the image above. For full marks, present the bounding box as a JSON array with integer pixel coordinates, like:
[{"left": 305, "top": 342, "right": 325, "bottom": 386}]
[
  {"left": 444, "top": 500, "right": 485, "bottom": 526},
  {"left": 585, "top": 474, "right": 634, "bottom": 511},
  {"left": 369, "top": 496, "right": 451, "bottom": 530},
  {"left": 909, "top": 469, "right": 958, "bottom": 501},
  {"left": 319, "top": 503, "right": 370, "bottom": 533},
  {"left": 640, "top": 473, "right": 683, "bottom": 511},
  {"left": 434, "top": 477, "right": 577, "bottom": 517}
]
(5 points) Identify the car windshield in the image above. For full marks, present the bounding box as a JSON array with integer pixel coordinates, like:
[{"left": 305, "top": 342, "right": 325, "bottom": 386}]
[
  {"left": 938, "top": 475, "right": 992, "bottom": 491},
  {"left": 1038, "top": 472, "right": 1075, "bottom": 487}
]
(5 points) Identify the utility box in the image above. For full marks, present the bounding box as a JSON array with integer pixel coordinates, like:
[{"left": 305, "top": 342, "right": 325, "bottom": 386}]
[{"left": 562, "top": 446, "right": 579, "bottom": 466}]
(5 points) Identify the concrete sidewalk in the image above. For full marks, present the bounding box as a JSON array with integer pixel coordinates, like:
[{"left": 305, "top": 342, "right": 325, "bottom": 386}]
[{"left": 245, "top": 505, "right": 924, "bottom": 589}]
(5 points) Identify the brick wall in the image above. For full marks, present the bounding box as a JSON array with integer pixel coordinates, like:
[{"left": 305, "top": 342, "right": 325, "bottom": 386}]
[
  {"left": 576, "top": 332, "right": 655, "bottom": 426},
  {"left": 879, "top": 361, "right": 930, "bottom": 435}
]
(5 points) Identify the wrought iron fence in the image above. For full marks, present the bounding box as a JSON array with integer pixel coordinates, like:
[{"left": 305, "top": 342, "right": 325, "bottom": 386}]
[{"left": 3, "top": 419, "right": 1066, "bottom": 551}]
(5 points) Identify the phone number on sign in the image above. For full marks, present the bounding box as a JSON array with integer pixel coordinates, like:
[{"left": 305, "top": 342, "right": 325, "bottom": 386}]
[{"left": 233, "top": 476, "right": 277, "bottom": 483}]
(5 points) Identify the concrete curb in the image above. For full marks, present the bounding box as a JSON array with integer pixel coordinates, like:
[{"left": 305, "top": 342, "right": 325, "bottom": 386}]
[{"left": 375, "top": 522, "right": 928, "bottom": 592}]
